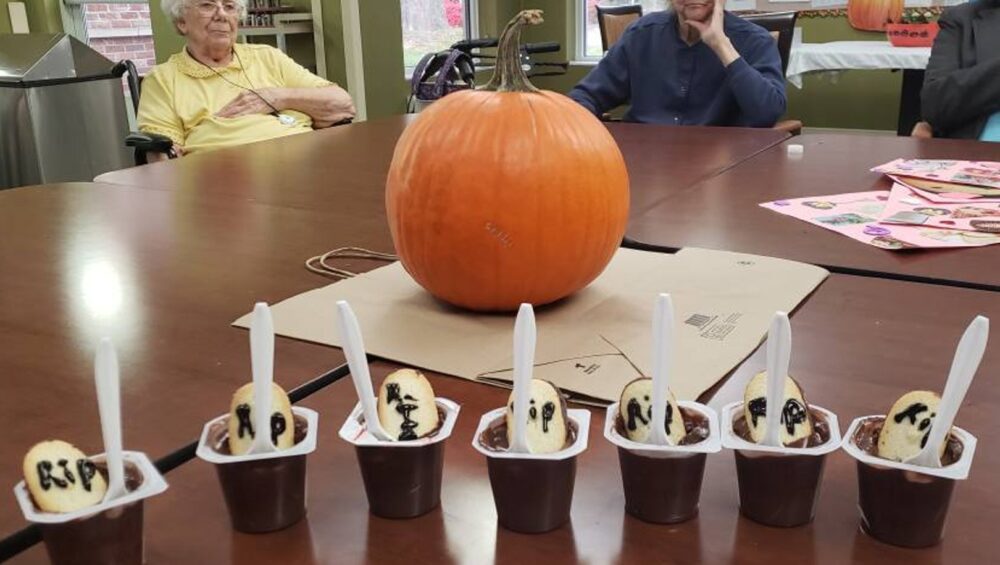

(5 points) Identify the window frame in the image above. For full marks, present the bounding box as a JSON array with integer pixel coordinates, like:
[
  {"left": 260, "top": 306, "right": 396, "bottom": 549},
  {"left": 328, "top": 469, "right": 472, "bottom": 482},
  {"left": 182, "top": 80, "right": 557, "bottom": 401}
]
[
  {"left": 402, "top": 0, "right": 479, "bottom": 78},
  {"left": 61, "top": 0, "right": 148, "bottom": 43}
]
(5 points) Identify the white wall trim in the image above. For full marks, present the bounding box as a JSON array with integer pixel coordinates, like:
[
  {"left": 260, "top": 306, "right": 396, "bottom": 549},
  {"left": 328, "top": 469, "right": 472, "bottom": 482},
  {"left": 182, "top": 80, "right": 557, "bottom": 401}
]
[{"left": 341, "top": 0, "right": 367, "bottom": 122}]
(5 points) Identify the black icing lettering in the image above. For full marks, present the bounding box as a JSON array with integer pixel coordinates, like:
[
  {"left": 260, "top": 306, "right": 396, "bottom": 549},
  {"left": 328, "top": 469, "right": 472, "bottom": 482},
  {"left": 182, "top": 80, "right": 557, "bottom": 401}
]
[
  {"left": 36, "top": 461, "right": 54, "bottom": 491},
  {"left": 529, "top": 406, "right": 537, "bottom": 420},
  {"left": 77, "top": 459, "right": 98, "bottom": 492},
  {"left": 894, "top": 403, "right": 929, "bottom": 425},
  {"left": 626, "top": 398, "right": 649, "bottom": 431},
  {"left": 541, "top": 402, "right": 555, "bottom": 433},
  {"left": 781, "top": 399, "right": 808, "bottom": 435},
  {"left": 270, "top": 412, "right": 287, "bottom": 445},
  {"left": 895, "top": 403, "right": 935, "bottom": 449},
  {"left": 748, "top": 397, "right": 766, "bottom": 427},
  {"left": 235, "top": 403, "right": 254, "bottom": 439},
  {"left": 57, "top": 459, "right": 76, "bottom": 485},
  {"left": 387, "top": 383, "right": 419, "bottom": 441}
]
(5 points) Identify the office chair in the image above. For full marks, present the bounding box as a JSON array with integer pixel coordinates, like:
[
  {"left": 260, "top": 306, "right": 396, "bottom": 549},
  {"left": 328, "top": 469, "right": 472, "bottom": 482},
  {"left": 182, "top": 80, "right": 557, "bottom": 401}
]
[{"left": 596, "top": 4, "right": 643, "bottom": 52}]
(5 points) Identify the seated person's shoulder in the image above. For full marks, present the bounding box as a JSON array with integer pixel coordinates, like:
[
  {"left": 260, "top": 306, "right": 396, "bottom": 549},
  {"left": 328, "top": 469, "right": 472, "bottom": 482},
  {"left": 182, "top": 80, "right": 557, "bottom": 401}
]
[
  {"left": 938, "top": 1, "right": 977, "bottom": 23},
  {"left": 236, "top": 43, "right": 289, "bottom": 64},
  {"left": 142, "top": 53, "right": 186, "bottom": 88}
]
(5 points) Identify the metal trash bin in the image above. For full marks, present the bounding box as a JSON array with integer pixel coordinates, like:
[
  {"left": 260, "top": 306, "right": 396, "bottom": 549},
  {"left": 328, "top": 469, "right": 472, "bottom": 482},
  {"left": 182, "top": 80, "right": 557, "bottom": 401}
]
[{"left": 0, "top": 33, "right": 132, "bottom": 189}]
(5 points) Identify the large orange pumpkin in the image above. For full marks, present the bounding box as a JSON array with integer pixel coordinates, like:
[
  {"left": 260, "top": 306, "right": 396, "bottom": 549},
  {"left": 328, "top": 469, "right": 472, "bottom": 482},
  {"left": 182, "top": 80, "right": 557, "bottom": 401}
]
[
  {"left": 847, "top": 0, "right": 904, "bottom": 31},
  {"left": 385, "top": 10, "right": 629, "bottom": 312}
]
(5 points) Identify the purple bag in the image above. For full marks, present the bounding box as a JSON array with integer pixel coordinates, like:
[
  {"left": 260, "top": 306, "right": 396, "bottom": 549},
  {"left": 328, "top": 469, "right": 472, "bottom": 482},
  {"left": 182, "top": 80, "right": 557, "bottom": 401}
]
[{"left": 407, "top": 49, "right": 476, "bottom": 112}]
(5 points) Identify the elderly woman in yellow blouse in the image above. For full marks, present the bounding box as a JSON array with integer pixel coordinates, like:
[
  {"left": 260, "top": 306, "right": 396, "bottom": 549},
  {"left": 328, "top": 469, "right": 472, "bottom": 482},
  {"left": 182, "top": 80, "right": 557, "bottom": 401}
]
[{"left": 138, "top": 0, "right": 355, "bottom": 160}]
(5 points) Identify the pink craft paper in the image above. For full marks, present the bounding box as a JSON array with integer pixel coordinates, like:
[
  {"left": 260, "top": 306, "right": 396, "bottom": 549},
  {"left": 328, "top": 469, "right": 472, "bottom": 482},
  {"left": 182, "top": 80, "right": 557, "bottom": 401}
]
[
  {"left": 880, "top": 183, "right": 1000, "bottom": 233},
  {"left": 888, "top": 176, "right": 1000, "bottom": 204},
  {"left": 873, "top": 159, "right": 1000, "bottom": 189},
  {"left": 760, "top": 191, "right": 1000, "bottom": 250}
]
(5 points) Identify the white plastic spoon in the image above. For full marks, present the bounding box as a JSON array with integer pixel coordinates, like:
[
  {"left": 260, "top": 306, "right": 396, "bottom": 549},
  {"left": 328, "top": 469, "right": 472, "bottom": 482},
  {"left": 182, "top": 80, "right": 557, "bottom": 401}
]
[
  {"left": 509, "top": 303, "right": 536, "bottom": 454},
  {"left": 650, "top": 293, "right": 675, "bottom": 446},
  {"left": 336, "top": 300, "right": 391, "bottom": 441},
  {"left": 906, "top": 315, "right": 989, "bottom": 468},
  {"left": 95, "top": 338, "right": 127, "bottom": 502},
  {"left": 247, "top": 303, "right": 277, "bottom": 455},
  {"left": 762, "top": 312, "right": 791, "bottom": 447}
]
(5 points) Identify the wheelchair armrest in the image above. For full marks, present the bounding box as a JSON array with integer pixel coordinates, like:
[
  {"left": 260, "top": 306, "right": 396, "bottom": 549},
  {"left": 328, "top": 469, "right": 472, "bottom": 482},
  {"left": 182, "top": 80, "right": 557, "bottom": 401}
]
[{"left": 126, "top": 132, "right": 175, "bottom": 156}]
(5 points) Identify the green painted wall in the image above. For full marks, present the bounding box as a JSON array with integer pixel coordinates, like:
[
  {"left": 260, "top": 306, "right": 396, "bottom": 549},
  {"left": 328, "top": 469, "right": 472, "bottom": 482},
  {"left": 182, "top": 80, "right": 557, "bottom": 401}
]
[
  {"left": 359, "top": 0, "right": 405, "bottom": 117},
  {"left": 0, "top": 0, "right": 62, "bottom": 34},
  {"left": 1, "top": 1, "right": 11, "bottom": 34},
  {"left": 785, "top": 17, "right": 901, "bottom": 130}
]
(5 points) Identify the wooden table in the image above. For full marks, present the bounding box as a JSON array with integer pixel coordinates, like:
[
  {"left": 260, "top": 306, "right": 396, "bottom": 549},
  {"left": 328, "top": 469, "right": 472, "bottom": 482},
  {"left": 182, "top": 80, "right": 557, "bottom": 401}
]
[
  {"left": 0, "top": 182, "right": 366, "bottom": 541},
  {"left": 11, "top": 274, "right": 998, "bottom": 564},
  {"left": 626, "top": 133, "right": 1000, "bottom": 291},
  {"left": 94, "top": 116, "right": 789, "bottom": 221},
  {"left": 0, "top": 121, "right": 788, "bottom": 554}
]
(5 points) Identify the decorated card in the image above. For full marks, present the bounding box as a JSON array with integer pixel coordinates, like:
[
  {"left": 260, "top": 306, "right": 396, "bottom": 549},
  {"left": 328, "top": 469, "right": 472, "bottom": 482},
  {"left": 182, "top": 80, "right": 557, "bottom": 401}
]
[
  {"left": 880, "top": 183, "right": 1000, "bottom": 233},
  {"left": 872, "top": 159, "right": 1000, "bottom": 190},
  {"left": 888, "top": 175, "right": 1000, "bottom": 203},
  {"left": 760, "top": 191, "right": 1000, "bottom": 250}
]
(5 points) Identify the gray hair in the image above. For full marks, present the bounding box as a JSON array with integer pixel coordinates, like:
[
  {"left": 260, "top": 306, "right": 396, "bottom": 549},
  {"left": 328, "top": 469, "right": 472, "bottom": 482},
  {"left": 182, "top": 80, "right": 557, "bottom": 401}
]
[{"left": 161, "top": 0, "right": 247, "bottom": 22}]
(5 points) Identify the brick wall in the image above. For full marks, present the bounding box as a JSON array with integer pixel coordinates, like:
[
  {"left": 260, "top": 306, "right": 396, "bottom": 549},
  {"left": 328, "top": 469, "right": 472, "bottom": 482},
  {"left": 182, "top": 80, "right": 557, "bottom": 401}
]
[{"left": 84, "top": 3, "right": 155, "bottom": 74}]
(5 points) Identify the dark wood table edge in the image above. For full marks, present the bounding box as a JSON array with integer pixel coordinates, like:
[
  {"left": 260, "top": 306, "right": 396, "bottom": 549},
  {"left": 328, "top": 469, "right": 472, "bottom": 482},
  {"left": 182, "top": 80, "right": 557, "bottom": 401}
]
[
  {"left": 620, "top": 237, "right": 1000, "bottom": 293},
  {"left": 0, "top": 363, "right": 353, "bottom": 561}
]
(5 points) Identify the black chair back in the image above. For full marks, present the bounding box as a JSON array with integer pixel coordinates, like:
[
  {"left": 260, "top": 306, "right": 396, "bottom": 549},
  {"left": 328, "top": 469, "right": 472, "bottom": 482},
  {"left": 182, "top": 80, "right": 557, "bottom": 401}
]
[{"left": 741, "top": 11, "right": 798, "bottom": 75}]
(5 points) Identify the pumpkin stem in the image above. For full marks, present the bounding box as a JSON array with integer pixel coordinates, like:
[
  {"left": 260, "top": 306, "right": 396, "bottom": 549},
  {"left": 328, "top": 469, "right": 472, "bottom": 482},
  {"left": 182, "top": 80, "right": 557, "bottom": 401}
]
[{"left": 482, "top": 10, "right": 543, "bottom": 93}]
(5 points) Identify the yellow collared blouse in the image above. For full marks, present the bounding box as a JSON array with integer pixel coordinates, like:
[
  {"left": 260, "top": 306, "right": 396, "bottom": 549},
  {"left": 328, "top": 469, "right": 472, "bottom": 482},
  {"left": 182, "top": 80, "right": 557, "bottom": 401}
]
[{"left": 137, "top": 43, "right": 332, "bottom": 154}]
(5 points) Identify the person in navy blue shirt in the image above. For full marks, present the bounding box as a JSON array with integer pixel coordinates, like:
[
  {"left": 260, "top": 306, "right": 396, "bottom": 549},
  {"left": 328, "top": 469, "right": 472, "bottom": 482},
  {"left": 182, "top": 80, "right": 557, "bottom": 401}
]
[{"left": 569, "top": 0, "right": 786, "bottom": 127}]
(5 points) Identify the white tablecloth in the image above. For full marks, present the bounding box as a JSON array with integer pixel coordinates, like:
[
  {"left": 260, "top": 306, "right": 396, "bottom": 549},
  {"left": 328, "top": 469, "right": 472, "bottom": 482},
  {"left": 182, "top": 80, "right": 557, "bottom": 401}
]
[{"left": 787, "top": 41, "right": 932, "bottom": 88}]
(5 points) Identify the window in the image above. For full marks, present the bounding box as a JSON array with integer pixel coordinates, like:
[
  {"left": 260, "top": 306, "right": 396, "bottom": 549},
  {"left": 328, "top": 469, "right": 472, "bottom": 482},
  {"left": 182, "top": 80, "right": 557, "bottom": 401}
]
[
  {"left": 400, "top": 0, "right": 477, "bottom": 75},
  {"left": 62, "top": 0, "right": 156, "bottom": 74},
  {"left": 577, "top": 0, "right": 668, "bottom": 60}
]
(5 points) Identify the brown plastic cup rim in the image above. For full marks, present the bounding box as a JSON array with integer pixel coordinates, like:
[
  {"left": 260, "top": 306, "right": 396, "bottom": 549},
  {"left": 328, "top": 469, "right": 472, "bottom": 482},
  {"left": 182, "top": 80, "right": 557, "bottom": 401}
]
[
  {"left": 604, "top": 400, "right": 722, "bottom": 456},
  {"left": 196, "top": 407, "right": 319, "bottom": 465},
  {"left": 841, "top": 415, "right": 977, "bottom": 481},
  {"left": 471, "top": 408, "right": 591, "bottom": 461},
  {"left": 721, "top": 401, "right": 841, "bottom": 457},
  {"left": 339, "top": 397, "right": 460, "bottom": 447},
  {"left": 14, "top": 451, "right": 167, "bottom": 524}
]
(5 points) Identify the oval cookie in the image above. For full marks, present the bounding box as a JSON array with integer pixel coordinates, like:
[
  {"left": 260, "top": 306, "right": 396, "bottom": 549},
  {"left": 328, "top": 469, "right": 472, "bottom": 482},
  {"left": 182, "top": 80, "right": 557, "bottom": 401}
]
[
  {"left": 743, "top": 371, "right": 813, "bottom": 446},
  {"left": 505, "top": 379, "right": 569, "bottom": 454},
  {"left": 227, "top": 382, "right": 295, "bottom": 455},
  {"left": 618, "top": 377, "right": 685, "bottom": 444},
  {"left": 878, "top": 390, "right": 946, "bottom": 462},
  {"left": 23, "top": 440, "right": 107, "bottom": 513},
  {"left": 377, "top": 368, "right": 440, "bottom": 441}
]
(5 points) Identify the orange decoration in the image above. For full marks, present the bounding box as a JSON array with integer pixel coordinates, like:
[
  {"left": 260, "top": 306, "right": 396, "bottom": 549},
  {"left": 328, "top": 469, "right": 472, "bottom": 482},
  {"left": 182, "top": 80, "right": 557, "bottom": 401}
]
[
  {"left": 385, "top": 10, "right": 630, "bottom": 312},
  {"left": 847, "top": 0, "right": 904, "bottom": 31}
]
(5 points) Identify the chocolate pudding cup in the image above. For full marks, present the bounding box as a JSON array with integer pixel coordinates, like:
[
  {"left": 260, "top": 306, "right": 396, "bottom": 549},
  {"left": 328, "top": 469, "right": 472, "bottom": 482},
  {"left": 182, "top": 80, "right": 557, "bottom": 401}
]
[
  {"left": 724, "top": 403, "right": 840, "bottom": 528},
  {"left": 849, "top": 416, "right": 965, "bottom": 548},
  {"left": 354, "top": 429, "right": 446, "bottom": 519},
  {"left": 340, "top": 400, "right": 460, "bottom": 520},
  {"left": 39, "top": 461, "right": 145, "bottom": 565},
  {"left": 474, "top": 408, "right": 591, "bottom": 534},
  {"left": 203, "top": 411, "right": 313, "bottom": 533},
  {"left": 611, "top": 404, "right": 715, "bottom": 524}
]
